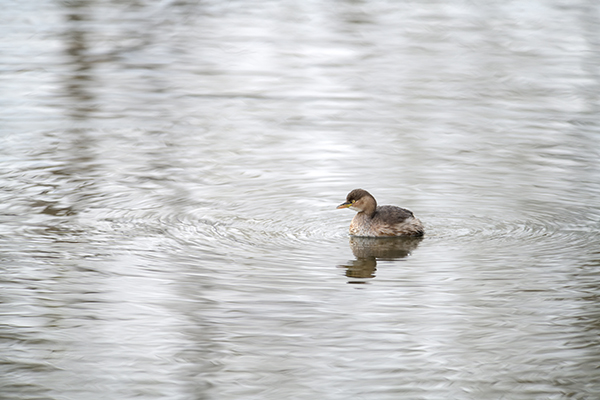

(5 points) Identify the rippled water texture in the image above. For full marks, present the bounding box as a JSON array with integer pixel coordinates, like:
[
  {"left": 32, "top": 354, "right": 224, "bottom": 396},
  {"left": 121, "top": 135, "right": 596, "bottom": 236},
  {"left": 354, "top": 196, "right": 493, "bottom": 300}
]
[{"left": 2, "top": 1, "right": 600, "bottom": 399}]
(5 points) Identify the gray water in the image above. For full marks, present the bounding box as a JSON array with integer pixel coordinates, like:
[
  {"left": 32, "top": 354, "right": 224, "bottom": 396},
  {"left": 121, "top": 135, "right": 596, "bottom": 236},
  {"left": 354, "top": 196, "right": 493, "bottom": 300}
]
[{"left": 2, "top": 1, "right": 600, "bottom": 399}]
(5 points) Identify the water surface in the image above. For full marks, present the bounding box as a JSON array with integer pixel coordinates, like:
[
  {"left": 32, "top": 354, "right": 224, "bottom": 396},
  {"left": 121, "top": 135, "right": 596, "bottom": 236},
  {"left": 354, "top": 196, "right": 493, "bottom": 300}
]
[{"left": 2, "top": 1, "right": 600, "bottom": 399}]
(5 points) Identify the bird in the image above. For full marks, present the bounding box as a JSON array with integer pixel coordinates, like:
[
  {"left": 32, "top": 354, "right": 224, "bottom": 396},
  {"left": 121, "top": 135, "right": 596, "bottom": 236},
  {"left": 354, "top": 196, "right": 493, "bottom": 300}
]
[{"left": 337, "top": 189, "right": 424, "bottom": 237}]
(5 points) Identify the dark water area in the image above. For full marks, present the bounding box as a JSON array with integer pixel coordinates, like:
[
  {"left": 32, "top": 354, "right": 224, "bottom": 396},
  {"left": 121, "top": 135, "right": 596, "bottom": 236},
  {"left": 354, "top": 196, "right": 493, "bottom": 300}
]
[{"left": 2, "top": 1, "right": 600, "bottom": 399}]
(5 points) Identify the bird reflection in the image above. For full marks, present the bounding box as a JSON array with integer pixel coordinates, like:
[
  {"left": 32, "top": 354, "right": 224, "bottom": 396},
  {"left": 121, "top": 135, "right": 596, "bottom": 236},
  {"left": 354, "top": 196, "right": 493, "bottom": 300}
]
[{"left": 339, "top": 236, "right": 422, "bottom": 284}]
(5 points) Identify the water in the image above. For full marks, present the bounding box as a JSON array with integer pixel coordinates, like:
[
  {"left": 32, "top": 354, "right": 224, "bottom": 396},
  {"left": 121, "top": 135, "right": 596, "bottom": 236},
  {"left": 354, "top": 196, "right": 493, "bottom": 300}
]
[{"left": 2, "top": 1, "right": 600, "bottom": 399}]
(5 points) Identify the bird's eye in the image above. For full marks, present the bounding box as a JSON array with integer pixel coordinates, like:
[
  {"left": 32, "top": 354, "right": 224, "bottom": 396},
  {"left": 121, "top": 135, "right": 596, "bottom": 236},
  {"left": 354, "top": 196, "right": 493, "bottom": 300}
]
[{"left": 351, "top": 200, "right": 356, "bottom": 204}]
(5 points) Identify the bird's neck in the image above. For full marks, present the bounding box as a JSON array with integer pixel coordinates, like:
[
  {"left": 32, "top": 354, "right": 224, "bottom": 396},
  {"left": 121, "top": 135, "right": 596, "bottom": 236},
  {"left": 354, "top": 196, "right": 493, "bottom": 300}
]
[{"left": 361, "top": 197, "right": 377, "bottom": 217}]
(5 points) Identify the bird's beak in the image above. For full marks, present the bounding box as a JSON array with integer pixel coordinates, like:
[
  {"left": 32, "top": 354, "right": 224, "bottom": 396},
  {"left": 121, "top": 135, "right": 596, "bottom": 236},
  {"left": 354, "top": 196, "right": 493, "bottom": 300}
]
[{"left": 336, "top": 202, "right": 352, "bottom": 209}]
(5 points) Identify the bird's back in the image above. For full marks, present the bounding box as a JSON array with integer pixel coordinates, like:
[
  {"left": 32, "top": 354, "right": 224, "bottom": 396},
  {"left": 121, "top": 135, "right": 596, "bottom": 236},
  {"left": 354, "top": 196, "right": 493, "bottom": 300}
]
[{"left": 373, "top": 205, "right": 414, "bottom": 224}]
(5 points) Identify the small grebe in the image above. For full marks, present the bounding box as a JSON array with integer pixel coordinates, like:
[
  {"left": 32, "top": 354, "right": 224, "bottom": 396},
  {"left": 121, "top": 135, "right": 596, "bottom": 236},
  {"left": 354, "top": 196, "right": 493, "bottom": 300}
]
[{"left": 337, "top": 189, "right": 424, "bottom": 237}]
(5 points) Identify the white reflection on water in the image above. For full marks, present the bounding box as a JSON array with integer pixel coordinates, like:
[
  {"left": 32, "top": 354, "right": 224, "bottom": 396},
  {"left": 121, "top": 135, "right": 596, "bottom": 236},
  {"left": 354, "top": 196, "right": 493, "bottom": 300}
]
[{"left": 1, "top": 0, "right": 600, "bottom": 399}]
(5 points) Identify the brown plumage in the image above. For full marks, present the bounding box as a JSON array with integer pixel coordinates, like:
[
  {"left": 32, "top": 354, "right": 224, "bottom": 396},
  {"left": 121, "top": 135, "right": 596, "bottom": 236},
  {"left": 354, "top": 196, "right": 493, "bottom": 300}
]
[{"left": 337, "top": 189, "right": 424, "bottom": 237}]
